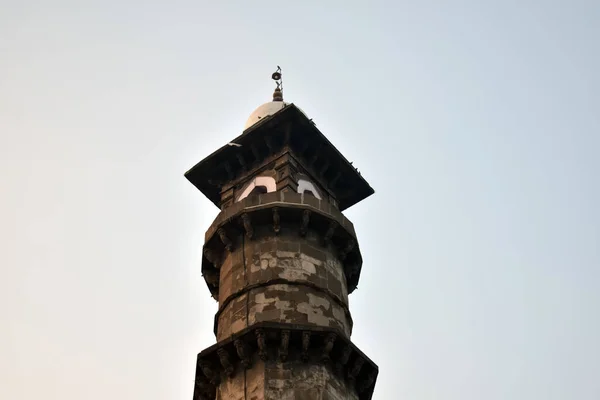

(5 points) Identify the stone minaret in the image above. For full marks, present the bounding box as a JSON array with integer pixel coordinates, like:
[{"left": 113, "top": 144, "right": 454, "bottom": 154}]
[{"left": 185, "top": 68, "right": 378, "bottom": 400}]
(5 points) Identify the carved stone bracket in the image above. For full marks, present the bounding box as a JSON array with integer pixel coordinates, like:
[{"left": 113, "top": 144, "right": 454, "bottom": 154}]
[
  {"left": 203, "top": 247, "right": 221, "bottom": 269},
  {"left": 236, "top": 153, "right": 246, "bottom": 171},
  {"left": 255, "top": 329, "right": 267, "bottom": 360},
  {"left": 223, "top": 161, "right": 233, "bottom": 180},
  {"left": 250, "top": 144, "right": 260, "bottom": 162},
  {"left": 217, "top": 348, "right": 234, "bottom": 377},
  {"left": 358, "top": 370, "right": 377, "bottom": 393},
  {"left": 202, "top": 270, "right": 219, "bottom": 286},
  {"left": 264, "top": 136, "right": 274, "bottom": 154},
  {"left": 323, "top": 220, "right": 338, "bottom": 246},
  {"left": 272, "top": 207, "right": 281, "bottom": 234},
  {"left": 339, "top": 239, "right": 356, "bottom": 261},
  {"left": 321, "top": 332, "right": 337, "bottom": 363},
  {"left": 284, "top": 123, "right": 292, "bottom": 144},
  {"left": 348, "top": 357, "right": 364, "bottom": 381},
  {"left": 346, "top": 262, "right": 361, "bottom": 291},
  {"left": 300, "top": 210, "right": 311, "bottom": 237},
  {"left": 309, "top": 144, "right": 323, "bottom": 166},
  {"left": 217, "top": 228, "right": 233, "bottom": 252},
  {"left": 199, "top": 359, "right": 219, "bottom": 385},
  {"left": 301, "top": 331, "right": 311, "bottom": 361},
  {"left": 241, "top": 213, "right": 254, "bottom": 239},
  {"left": 279, "top": 329, "right": 290, "bottom": 361},
  {"left": 320, "top": 160, "right": 330, "bottom": 177},
  {"left": 330, "top": 170, "right": 342, "bottom": 188},
  {"left": 234, "top": 339, "right": 251, "bottom": 369},
  {"left": 336, "top": 344, "right": 353, "bottom": 375}
]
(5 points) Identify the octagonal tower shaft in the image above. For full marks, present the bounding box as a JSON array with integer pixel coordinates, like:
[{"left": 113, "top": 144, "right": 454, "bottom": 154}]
[{"left": 186, "top": 87, "right": 378, "bottom": 399}]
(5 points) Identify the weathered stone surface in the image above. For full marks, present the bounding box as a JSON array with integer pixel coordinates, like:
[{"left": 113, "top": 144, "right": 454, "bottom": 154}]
[
  {"left": 264, "top": 360, "right": 359, "bottom": 400},
  {"left": 217, "top": 359, "right": 265, "bottom": 400},
  {"left": 217, "top": 356, "right": 359, "bottom": 400},
  {"left": 217, "top": 284, "right": 351, "bottom": 341},
  {"left": 217, "top": 294, "right": 248, "bottom": 339},
  {"left": 249, "top": 284, "right": 350, "bottom": 333},
  {"left": 218, "top": 234, "right": 349, "bottom": 305},
  {"left": 216, "top": 365, "right": 245, "bottom": 400},
  {"left": 214, "top": 229, "right": 353, "bottom": 340},
  {"left": 246, "top": 359, "right": 265, "bottom": 400}
]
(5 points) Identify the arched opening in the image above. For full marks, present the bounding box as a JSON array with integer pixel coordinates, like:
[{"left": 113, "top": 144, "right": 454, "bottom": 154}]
[
  {"left": 249, "top": 186, "right": 268, "bottom": 196},
  {"left": 297, "top": 178, "right": 322, "bottom": 200},
  {"left": 236, "top": 176, "right": 277, "bottom": 202}
]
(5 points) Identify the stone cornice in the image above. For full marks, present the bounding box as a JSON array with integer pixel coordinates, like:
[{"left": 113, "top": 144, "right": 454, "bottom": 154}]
[
  {"left": 204, "top": 190, "right": 356, "bottom": 242},
  {"left": 184, "top": 104, "right": 374, "bottom": 211},
  {"left": 193, "top": 322, "right": 378, "bottom": 400},
  {"left": 213, "top": 278, "right": 354, "bottom": 337},
  {"left": 200, "top": 194, "right": 364, "bottom": 298}
]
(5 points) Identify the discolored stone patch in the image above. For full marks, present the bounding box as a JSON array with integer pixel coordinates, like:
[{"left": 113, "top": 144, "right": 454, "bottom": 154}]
[{"left": 264, "top": 360, "right": 359, "bottom": 400}]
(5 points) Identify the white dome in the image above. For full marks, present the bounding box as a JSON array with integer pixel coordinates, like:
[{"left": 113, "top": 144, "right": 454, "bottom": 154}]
[{"left": 244, "top": 101, "right": 288, "bottom": 130}]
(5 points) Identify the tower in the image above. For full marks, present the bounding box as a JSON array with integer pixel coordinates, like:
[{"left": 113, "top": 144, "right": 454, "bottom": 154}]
[{"left": 185, "top": 68, "right": 378, "bottom": 399}]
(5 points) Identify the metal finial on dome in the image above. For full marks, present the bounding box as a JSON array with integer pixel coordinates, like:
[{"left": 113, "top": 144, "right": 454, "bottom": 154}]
[{"left": 272, "top": 66, "right": 283, "bottom": 102}]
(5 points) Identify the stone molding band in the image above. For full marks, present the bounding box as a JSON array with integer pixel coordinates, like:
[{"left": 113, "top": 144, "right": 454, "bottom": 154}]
[
  {"left": 201, "top": 197, "right": 364, "bottom": 298},
  {"left": 194, "top": 322, "right": 378, "bottom": 400},
  {"left": 213, "top": 278, "right": 354, "bottom": 337}
]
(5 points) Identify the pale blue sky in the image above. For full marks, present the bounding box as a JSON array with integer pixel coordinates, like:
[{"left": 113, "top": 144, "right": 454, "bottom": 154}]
[{"left": 1, "top": 1, "right": 599, "bottom": 399}]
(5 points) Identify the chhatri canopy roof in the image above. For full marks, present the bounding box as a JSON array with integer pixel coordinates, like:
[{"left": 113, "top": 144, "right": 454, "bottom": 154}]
[{"left": 185, "top": 102, "right": 373, "bottom": 211}]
